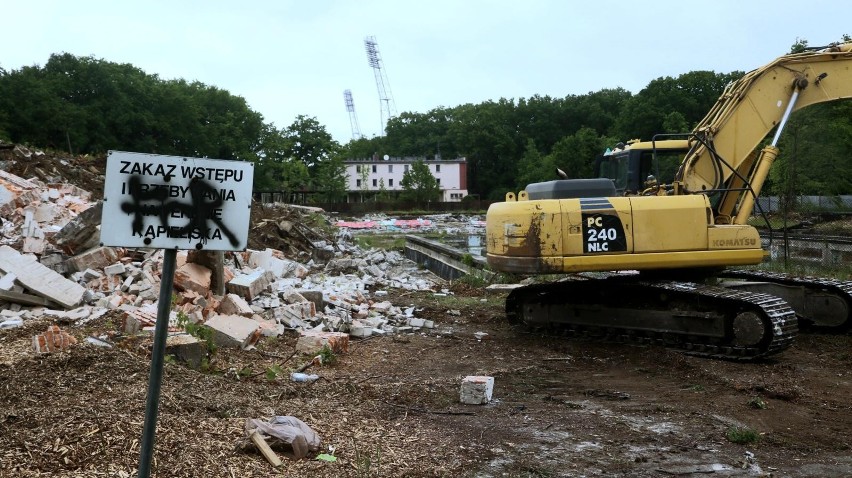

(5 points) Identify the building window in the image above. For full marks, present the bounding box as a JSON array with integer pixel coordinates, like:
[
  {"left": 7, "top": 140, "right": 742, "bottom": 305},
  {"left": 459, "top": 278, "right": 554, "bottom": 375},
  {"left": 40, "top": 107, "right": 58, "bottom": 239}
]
[
  {"left": 436, "top": 178, "right": 441, "bottom": 186},
  {"left": 389, "top": 179, "right": 394, "bottom": 187},
  {"left": 356, "top": 179, "right": 361, "bottom": 187},
  {"left": 356, "top": 165, "right": 361, "bottom": 173},
  {"left": 388, "top": 164, "right": 393, "bottom": 173},
  {"left": 372, "top": 165, "right": 377, "bottom": 173},
  {"left": 372, "top": 179, "right": 377, "bottom": 187},
  {"left": 404, "top": 164, "right": 409, "bottom": 173},
  {"left": 436, "top": 164, "right": 441, "bottom": 172}
]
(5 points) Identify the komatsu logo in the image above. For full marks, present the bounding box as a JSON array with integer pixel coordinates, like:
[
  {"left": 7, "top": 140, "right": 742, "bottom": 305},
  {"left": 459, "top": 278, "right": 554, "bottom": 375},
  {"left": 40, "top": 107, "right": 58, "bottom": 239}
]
[{"left": 712, "top": 238, "right": 757, "bottom": 247}]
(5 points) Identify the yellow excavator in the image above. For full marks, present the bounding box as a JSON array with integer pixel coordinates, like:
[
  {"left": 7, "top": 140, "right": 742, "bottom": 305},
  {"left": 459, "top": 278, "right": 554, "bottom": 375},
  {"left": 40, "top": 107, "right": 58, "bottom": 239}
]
[{"left": 486, "top": 42, "right": 852, "bottom": 359}]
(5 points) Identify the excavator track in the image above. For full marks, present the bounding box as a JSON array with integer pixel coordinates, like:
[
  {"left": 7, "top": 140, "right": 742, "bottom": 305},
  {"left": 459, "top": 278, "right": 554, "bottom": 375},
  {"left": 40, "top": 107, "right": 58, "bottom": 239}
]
[
  {"left": 718, "top": 269, "right": 852, "bottom": 332},
  {"left": 506, "top": 275, "right": 798, "bottom": 360}
]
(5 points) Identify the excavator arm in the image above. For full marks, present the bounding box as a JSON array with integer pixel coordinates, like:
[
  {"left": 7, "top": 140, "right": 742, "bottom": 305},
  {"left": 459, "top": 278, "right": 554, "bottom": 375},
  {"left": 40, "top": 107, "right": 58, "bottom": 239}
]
[{"left": 675, "top": 42, "right": 852, "bottom": 223}]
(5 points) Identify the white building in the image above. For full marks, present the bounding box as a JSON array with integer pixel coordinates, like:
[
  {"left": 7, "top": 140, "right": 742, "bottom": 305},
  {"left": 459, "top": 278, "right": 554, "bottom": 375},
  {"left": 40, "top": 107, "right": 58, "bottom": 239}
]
[{"left": 343, "top": 157, "right": 468, "bottom": 202}]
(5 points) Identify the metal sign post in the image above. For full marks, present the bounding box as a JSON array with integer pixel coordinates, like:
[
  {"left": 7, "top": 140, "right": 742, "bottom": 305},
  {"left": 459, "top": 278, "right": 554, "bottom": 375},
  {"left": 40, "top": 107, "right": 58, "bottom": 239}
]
[
  {"left": 98, "top": 151, "right": 253, "bottom": 478},
  {"left": 136, "top": 248, "right": 177, "bottom": 478}
]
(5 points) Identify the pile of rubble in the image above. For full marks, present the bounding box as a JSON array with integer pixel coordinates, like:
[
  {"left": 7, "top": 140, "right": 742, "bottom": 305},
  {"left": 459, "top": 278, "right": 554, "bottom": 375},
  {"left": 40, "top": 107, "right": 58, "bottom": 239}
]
[{"left": 0, "top": 145, "right": 444, "bottom": 359}]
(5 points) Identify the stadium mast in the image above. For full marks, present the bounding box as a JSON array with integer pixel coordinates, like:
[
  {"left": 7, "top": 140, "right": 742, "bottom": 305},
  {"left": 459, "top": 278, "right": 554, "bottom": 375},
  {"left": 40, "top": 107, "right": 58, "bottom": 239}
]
[
  {"left": 343, "top": 89, "right": 362, "bottom": 140},
  {"left": 364, "top": 35, "right": 397, "bottom": 135}
]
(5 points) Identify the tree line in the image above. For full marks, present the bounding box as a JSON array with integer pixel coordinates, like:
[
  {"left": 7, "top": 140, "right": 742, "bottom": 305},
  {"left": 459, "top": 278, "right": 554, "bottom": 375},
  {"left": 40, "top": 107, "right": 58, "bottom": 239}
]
[{"left": 1, "top": 41, "right": 849, "bottom": 203}]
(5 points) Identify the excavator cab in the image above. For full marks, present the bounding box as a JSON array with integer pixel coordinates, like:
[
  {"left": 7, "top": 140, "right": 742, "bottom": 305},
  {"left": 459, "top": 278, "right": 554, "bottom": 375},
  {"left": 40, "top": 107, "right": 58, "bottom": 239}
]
[{"left": 594, "top": 139, "right": 690, "bottom": 195}]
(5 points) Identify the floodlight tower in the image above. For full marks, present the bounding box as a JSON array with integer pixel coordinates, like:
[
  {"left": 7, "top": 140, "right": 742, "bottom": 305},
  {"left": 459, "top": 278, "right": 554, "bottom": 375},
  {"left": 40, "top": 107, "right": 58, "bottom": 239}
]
[
  {"left": 364, "top": 35, "right": 397, "bottom": 135},
  {"left": 343, "top": 89, "right": 363, "bottom": 140}
]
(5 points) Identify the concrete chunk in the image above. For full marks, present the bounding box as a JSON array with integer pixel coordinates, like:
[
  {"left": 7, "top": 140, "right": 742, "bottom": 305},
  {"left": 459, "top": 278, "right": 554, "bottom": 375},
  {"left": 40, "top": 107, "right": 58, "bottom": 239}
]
[
  {"left": 460, "top": 376, "right": 494, "bottom": 405},
  {"left": 103, "top": 263, "right": 126, "bottom": 276},
  {"left": 218, "top": 293, "right": 254, "bottom": 317},
  {"left": 174, "top": 263, "right": 212, "bottom": 296},
  {"left": 0, "top": 273, "right": 17, "bottom": 291},
  {"left": 53, "top": 201, "right": 103, "bottom": 255},
  {"left": 295, "top": 330, "right": 349, "bottom": 354},
  {"left": 272, "top": 302, "right": 315, "bottom": 328},
  {"left": 0, "top": 245, "right": 85, "bottom": 308},
  {"left": 205, "top": 314, "right": 261, "bottom": 349},
  {"left": 349, "top": 321, "right": 373, "bottom": 338},
  {"left": 227, "top": 269, "right": 275, "bottom": 300},
  {"left": 166, "top": 334, "right": 207, "bottom": 368},
  {"left": 65, "top": 246, "right": 122, "bottom": 274}
]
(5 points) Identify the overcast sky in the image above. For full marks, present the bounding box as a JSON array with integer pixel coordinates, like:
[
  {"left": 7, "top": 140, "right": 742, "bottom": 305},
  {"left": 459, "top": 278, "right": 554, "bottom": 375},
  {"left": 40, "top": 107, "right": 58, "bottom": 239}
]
[{"left": 3, "top": 1, "right": 849, "bottom": 144}]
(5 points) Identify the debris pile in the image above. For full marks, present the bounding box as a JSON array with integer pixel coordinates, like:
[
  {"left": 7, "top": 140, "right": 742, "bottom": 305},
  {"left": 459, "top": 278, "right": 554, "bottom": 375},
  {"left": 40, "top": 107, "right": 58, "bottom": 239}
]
[{"left": 0, "top": 147, "right": 444, "bottom": 357}]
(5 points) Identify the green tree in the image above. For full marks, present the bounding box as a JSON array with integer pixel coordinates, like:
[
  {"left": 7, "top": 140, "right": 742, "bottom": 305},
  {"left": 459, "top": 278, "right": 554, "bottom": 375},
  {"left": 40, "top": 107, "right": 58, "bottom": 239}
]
[
  {"left": 283, "top": 115, "right": 340, "bottom": 172},
  {"left": 0, "top": 53, "right": 265, "bottom": 160},
  {"left": 312, "top": 155, "right": 348, "bottom": 202},
  {"left": 613, "top": 71, "right": 742, "bottom": 140},
  {"left": 400, "top": 160, "right": 440, "bottom": 202},
  {"left": 516, "top": 139, "right": 555, "bottom": 189},
  {"left": 385, "top": 108, "right": 456, "bottom": 159},
  {"left": 357, "top": 162, "right": 370, "bottom": 201},
  {"left": 549, "top": 127, "right": 611, "bottom": 179},
  {"left": 377, "top": 177, "right": 390, "bottom": 201}
]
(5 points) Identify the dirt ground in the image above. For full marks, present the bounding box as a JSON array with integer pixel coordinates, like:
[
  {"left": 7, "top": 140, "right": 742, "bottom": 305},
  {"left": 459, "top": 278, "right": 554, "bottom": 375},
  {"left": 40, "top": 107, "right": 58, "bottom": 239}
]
[
  {"left": 1, "top": 281, "right": 851, "bottom": 477},
  {"left": 0, "top": 146, "right": 850, "bottom": 476}
]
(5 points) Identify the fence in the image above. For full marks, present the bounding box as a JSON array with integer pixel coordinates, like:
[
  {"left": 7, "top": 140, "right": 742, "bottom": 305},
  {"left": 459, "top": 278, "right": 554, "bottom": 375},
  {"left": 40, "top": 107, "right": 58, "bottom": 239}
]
[
  {"left": 751, "top": 195, "right": 852, "bottom": 277},
  {"left": 754, "top": 195, "right": 852, "bottom": 213}
]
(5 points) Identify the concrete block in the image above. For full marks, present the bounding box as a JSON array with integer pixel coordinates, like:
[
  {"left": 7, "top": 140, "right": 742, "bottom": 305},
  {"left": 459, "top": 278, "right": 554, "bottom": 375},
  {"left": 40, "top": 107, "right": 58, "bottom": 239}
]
[
  {"left": 248, "top": 248, "right": 287, "bottom": 277},
  {"left": 205, "top": 314, "right": 261, "bottom": 349},
  {"left": 0, "top": 245, "right": 86, "bottom": 308},
  {"left": 218, "top": 293, "right": 254, "bottom": 317},
  {"left": 295, "top": 289, "right": 324, "bottom": 311},
  {"left": 23, "top": 236, "right": 46, "bottom": 254},
  {"left": 364, "top": 317, "right": 387, "bottom": 328},
  {"left": 253, "top": 296, "right": 280, "bottom": 309},
  {"left": 460, "top": 376, "right": 495, "bottom": 405},
  {"left": 34, "top": 202, "right": 60, "bottom": 223},
  {"left": 312, "top": 246, "right": 335, "bottom": 263},
  {"left": 121, "top": 275, "right": 135, "bottom": 292},
  {"left": 166, "top": 334, "right": 207, "bottom": 368},
  {"left": 280, "top": 290, "right": 308, "bottom": 304},
  {"left": 273, "top": 302, "right": 315, "bottom": 328},
  {"left": 349, "top": 321, "right": 373, "bottom": 338},
  {"left": 82, "top": 268, "right": 103, "bottom": 280},
  {"left": 371, "top": 301, "right": 392, "bottom": 313},
  {"left": 255, "top": 319, "right": 285, "bottom": 337},
  {"left": 103, "top": 263, "right": 126, "bottom": 276},
  {"left": 174, "top": 263, "right": 212, "bottom": 296},
  {"left": 295, "top": 330, "right": 349, "bottom": 354},
  {"left": 123, "top": 315, "right": 142, "bottom": 334},
  {"left": 39, "top": 253, "right": 66, "bottom": 274},
  {"left": 0, "top": 318, "right": 23, "bottom": 329},
  {"left": 0, "top": 273, "right": 16, "bottom": 291},
  {"left": 64, "top": 246, "right": 122, "bottom": 274},
  {"left": 53, "top": 202, "right": 103, "bottom": 256},
  {"left": 226, "top": 269, "right": 275, "bottom": 300}
]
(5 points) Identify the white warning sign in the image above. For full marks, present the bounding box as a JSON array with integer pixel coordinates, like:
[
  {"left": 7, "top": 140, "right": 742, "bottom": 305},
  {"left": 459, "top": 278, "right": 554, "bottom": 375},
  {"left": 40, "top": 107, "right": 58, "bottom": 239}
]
[{"left": 100, "top": 151, "right": 254, "bottom": 251}]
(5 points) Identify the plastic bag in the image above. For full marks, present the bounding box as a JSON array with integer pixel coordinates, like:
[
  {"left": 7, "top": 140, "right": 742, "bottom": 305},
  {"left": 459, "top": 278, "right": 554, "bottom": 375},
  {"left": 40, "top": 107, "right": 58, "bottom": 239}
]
[{"left": 244, "top": 416, "right": 321, "bottom": 459}]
